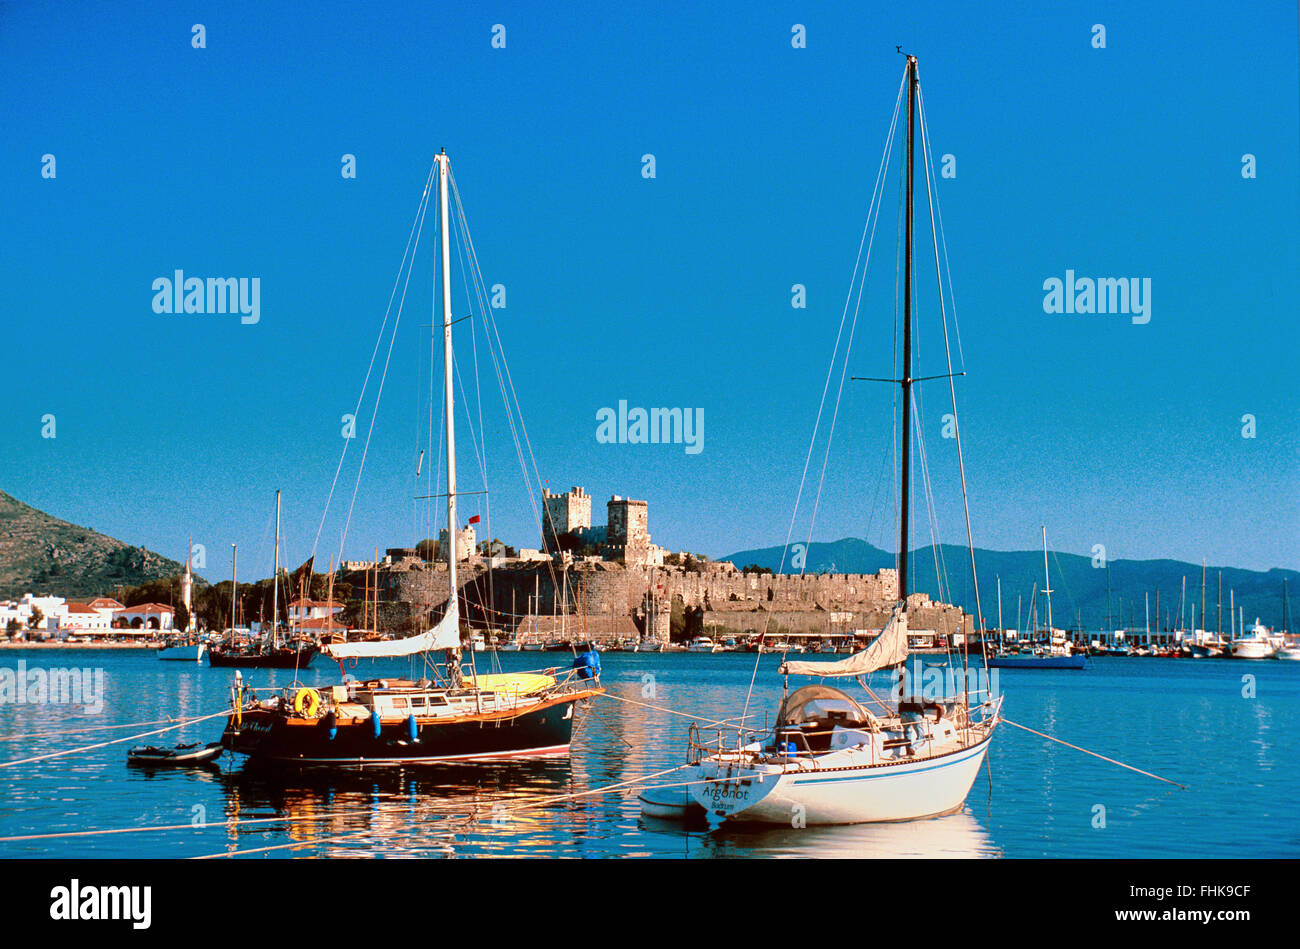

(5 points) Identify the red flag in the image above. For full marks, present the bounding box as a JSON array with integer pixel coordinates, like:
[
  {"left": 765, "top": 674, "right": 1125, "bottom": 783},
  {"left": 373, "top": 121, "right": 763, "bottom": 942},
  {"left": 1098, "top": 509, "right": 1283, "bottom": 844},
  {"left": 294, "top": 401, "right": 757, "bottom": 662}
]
[{"left": 468, "top": 515, "right": 481, "bottom": 525}]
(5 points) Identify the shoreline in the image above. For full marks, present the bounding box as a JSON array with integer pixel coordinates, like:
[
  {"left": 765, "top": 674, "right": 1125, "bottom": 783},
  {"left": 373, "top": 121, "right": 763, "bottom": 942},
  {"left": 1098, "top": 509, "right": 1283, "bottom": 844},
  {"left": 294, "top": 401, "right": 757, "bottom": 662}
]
[{"left": 0, "top": 642, "right": 156, "bottom": 650}]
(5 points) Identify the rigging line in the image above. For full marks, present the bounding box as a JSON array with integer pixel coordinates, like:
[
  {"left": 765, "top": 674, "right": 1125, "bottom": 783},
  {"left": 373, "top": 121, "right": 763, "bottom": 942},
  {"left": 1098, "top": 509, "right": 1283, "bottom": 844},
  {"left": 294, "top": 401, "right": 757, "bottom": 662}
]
[
  {"left": 448, "top": 182, "right": 563, "bottom": 615},
  {"left": 595, "top": 690, "right": 762, "bottom": 728},
  {"left": 917, "top": 76, "right": 986, "bottom": 666},
  {"left": 336, "top": 162, "right": 435, "bottom": 564},
  {"left": 742, "top": 66, "right": 907, "bottom": 719},
  {"left": 1049, "top": 548, "right": 1080, "bottom": 628},
  {"left": 1002, "top": 718, "right": 1186, "bottom": 789},
  {"left": 918, "top": 86, "right": 966, "bottom": 371},
  {"left": 449, "top": 202, "right": 499, "bottom": 612},
  {"left": 454, "top": 194, "right": 492, "bottom": 534},
  {"left": 451, "top": 178, "right": 563, "bottom": 600},
  {"left": 312, "top": 159, "right": 437, "bottom": 560},
  {"left": 448, "top": 173, "right": 534, "bottom": 520},
  {"left": 797, "top": 68, "right": 908, "bottom": 574},
  {"left": 450, "top": 216, "right": 491, "bottom": 489},
  {"left": 911, "top": 388, "right": 948, "bottom": 604}
]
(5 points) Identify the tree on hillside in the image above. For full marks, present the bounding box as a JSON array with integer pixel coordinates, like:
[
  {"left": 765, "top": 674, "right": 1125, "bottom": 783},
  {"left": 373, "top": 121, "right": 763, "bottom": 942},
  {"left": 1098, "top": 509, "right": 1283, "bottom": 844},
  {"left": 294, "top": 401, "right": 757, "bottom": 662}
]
[{"left": 27, "top": 606, "right": 43, "bottom": 629}]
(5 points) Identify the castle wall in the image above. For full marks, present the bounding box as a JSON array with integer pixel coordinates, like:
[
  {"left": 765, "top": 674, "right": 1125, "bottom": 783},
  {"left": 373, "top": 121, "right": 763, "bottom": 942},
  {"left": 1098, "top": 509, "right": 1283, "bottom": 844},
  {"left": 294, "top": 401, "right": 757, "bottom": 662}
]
[{"left": 351, "top": 557, "right": 964, "bottom": 645}]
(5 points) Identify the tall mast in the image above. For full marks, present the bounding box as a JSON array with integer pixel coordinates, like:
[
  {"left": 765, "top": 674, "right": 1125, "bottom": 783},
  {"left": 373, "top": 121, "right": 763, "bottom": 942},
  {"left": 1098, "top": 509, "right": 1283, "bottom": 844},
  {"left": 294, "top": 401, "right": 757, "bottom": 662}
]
[
  {"left": 1200, "top": 560, "right": 1206, "bottom": 633},
  {"left": 1041, "top": 526, "right": 1053, "bottom": 635},
  {"left": 1217, "top": 570, "right": 1222, "bottom": 637},
  {"left": 898, "top": 54, "right": 917, "bottom": 605},
  {"left": 230, "top": 544, "right": 237, "bottom": 636},
  {"left": 271, "top": 490, "right": 281, "bottom": 649},
  {"left": 436, "top": 149, "right": 460, "bottom": 660},
  {"left": 1105, "top": 563, "right": 1112, "bottom": 630},
  {"left": 1284, "top": 578, "right": 1291, "bottom": 636},
  {"left": 996, "top": 575, "right": 1002, "bottom": 637}
]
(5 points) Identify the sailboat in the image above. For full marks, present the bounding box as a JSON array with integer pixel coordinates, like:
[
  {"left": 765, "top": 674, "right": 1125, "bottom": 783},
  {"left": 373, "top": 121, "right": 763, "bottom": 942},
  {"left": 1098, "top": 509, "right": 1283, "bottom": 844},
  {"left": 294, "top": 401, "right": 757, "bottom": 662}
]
[
  {"left": 1277, "top": 580, "right": 1300, "bottom": 660},
  {"left": 208, "top": 490, "right": 318, "bottom": 669},
  {"left": 220, "top": 150, "right": 602, "bottom": 763},
  {"left": 987, "top": 527, "right": 1087, "bottom": 669},
  {"left": 681, "top": 55, "right": 1001, "bottom": 825}
]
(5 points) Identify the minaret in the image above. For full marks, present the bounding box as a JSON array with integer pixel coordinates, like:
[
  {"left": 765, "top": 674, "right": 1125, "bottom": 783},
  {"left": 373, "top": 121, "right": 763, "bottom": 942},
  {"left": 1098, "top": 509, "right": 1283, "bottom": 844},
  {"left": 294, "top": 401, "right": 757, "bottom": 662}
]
[{"left": 180, "top": 537, "right": 194, "bottom": 632}]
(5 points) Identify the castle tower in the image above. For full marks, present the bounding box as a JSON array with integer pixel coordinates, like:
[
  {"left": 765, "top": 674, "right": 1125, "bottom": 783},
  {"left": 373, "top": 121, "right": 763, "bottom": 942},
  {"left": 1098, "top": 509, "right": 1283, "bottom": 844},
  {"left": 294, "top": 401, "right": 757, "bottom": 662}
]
[
  {"left": 605, "top": 495, "right": 651, "bottom": 564},
  {"left": 541, "top": 486, "right": 592, "bottom": 551}
]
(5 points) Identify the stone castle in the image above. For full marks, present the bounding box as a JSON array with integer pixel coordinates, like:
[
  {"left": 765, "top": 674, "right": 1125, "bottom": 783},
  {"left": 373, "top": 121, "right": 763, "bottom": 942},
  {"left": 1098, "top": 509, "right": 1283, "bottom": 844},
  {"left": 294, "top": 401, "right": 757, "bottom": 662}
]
[{"left": 339, "top": 486, "right": 971, "bottom": 646}]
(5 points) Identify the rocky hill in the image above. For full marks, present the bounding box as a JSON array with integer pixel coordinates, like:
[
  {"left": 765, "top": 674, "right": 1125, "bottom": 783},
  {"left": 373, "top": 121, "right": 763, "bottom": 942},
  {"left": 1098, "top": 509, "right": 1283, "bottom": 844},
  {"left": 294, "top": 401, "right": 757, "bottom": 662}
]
[{"left": 0, "top": 490, "right": 187, "bottom": 599}]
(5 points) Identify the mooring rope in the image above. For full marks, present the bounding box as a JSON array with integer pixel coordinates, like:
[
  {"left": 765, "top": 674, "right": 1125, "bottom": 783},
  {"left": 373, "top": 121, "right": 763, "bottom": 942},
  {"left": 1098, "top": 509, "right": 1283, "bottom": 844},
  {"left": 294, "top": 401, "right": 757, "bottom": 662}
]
[
  {"left": 0, "top": 715, "right": 197, "bottom": 743},
  {"left": 595, "top": 690, "right": 760, "bottom": 729},
  {"left": 0, "top": 708, "right": 231, "bottom": 768},
  {"left": 1002, "top": 717, "right": 1186, "bottom": 789}
]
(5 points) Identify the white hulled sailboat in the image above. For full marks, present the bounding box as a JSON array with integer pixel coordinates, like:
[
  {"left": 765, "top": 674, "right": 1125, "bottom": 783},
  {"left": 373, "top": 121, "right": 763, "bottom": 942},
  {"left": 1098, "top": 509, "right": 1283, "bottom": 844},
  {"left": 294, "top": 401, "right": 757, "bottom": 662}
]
[{"left": 681, "top": 54, "right": 1001, "bottom": 825}]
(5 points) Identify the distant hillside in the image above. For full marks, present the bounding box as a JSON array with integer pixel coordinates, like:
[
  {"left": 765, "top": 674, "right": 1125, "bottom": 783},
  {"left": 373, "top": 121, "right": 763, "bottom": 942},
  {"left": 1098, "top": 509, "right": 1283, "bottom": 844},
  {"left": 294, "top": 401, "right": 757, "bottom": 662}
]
[
  {"left": 722, "top": 538, "right": 1299, "bottom": 632},
  {"left": 0, "top": 489, "right": 187, "bottom": 599}
]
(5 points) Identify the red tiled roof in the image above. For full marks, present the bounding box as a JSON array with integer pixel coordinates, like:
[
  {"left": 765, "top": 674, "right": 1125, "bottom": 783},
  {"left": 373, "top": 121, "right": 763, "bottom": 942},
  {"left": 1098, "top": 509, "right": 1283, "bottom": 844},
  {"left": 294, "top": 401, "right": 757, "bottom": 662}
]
[
  {"left": 87, "top": 597, "right": 124, "bottom": 609},
  {"left": 66, "top": 603, "right": 100, "bottom": 614},
  {"left": 297, "top": 616, "right": 348, "bottom": 630},
  {"left": 114, "top": 603, "right": 174, "bottom": 614}
]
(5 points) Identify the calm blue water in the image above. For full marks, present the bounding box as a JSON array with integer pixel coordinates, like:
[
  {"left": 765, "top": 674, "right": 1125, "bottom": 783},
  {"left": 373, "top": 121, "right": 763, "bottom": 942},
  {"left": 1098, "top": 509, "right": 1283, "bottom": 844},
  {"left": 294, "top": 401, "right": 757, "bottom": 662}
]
[{"left": 0, "top": 648, "right": 1295, "bottom": 858}]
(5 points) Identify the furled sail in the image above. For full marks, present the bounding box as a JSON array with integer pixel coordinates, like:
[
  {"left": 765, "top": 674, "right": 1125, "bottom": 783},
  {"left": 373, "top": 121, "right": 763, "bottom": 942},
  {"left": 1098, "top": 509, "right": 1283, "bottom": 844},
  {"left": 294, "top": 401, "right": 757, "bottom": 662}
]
[
  {"left": 322, "top": 600, "right": 460, "bottom": 659},
  {"left": 779, "top": 606, "right": 908, "bottom": 677}
]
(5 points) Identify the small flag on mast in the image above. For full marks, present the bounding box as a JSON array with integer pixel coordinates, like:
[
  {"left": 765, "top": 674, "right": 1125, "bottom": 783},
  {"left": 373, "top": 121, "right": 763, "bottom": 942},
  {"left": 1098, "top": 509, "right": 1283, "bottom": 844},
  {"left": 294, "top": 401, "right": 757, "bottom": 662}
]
[{"left": 468, "top": 515, "right": 481, "bottom": 525}]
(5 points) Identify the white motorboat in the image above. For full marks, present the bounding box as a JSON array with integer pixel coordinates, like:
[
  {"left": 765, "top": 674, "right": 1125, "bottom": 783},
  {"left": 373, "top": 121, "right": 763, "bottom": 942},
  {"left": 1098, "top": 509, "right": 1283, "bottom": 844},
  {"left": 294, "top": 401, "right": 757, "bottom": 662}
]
[
  {"left": 687, "top": 636, "right": 719, "bottom": 653},
  {"left": 157, "top": 638, "right": 206, "bottom": 661},
  {"left": 1230, "top": 620, "right": 1277, "bottom": 659}
]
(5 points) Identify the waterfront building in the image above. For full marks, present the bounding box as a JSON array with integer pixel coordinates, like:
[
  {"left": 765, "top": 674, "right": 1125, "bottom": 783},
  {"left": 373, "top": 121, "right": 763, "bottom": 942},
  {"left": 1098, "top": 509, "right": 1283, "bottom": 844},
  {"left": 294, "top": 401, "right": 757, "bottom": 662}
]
[
  {"left": 112, "top": 602, "right": 174, "bottom": 631},
  {"left": 287, "top": 599, "right": 345, "bottom": 623}
]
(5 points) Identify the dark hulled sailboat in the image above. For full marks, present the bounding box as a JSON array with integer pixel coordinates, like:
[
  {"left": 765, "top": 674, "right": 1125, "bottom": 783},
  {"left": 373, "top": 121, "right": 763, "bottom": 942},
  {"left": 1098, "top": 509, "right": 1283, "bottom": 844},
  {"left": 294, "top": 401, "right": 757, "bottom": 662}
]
[{"left": 221, "top": 150, "right": 601, "bottom": 764}]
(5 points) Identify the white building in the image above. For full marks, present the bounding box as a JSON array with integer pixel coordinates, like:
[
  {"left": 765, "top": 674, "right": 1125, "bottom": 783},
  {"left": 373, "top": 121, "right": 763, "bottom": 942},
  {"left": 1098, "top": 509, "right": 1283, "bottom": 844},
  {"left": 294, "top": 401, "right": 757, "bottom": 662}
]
[
  {"left": 0, "top": 594, "right": 67, "bottom": 636},
  {"left": 62, "top": 603, "right": 112, "bottom": 635},
  {"left": 113, "top": 602, "right": 174, "bottom": 631},
  {"left": 288, "top": 599, "right": 344, "bottom": 623}
]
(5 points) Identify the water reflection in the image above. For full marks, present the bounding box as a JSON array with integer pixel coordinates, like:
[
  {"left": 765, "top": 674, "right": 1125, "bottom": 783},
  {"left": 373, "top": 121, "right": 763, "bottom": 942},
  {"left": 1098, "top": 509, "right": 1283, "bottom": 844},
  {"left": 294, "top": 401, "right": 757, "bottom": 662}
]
[
  {"left": 212, "top": 758, "right": 597, "bottom": 856},
  {"left": 642, "top": 809, "right": 999, "bottom": 859}
]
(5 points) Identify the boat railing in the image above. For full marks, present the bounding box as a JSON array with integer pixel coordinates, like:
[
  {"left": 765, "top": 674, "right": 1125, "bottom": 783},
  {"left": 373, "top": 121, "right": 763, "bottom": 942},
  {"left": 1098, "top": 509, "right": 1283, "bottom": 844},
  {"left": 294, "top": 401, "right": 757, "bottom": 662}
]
[{"left": 226, "top": 662, "right": 600, "bottom": 718}]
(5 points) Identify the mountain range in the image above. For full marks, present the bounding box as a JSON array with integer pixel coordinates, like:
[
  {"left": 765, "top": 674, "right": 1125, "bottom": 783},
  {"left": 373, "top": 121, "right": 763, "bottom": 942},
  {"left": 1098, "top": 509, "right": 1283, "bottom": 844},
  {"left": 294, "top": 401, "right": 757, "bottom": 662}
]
[{"left": 721, "top": 537, "right": 1298, "bottom": 632}]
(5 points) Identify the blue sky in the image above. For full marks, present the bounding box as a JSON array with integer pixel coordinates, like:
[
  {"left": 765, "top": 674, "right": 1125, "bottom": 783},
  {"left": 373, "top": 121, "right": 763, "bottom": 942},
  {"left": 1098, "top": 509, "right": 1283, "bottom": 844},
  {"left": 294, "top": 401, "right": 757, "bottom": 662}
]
[{"left": 2, "top": 0, "right": 1297, "bottom": 582}]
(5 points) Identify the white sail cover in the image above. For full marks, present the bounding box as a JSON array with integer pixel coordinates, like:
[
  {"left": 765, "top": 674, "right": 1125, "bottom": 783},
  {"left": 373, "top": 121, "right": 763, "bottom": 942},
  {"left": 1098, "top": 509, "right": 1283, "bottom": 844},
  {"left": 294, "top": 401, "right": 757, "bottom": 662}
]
[
  {"left": 779, "top": 606, "right": 908, "bottom": 677},
  {"left": 322, "top": 600, "right": 460, "bottom": 659}
]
